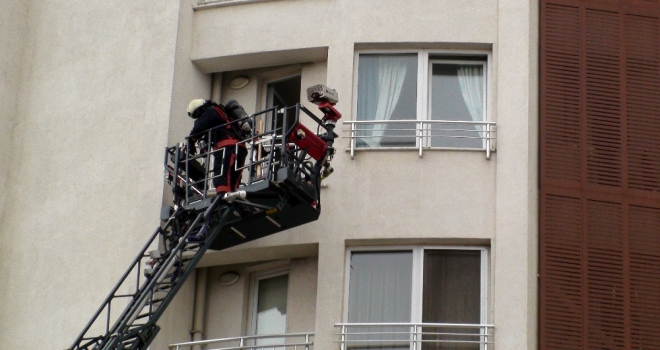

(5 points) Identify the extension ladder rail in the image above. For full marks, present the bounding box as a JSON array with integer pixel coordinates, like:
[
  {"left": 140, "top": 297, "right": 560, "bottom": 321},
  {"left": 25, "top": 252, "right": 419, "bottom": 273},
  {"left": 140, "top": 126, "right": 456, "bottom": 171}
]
[
  {"left": 69, "top": 216, "right": 177, "bottom": 350},
  {"left": 69, "top": 198, "right": 253, "bottom": 350}
]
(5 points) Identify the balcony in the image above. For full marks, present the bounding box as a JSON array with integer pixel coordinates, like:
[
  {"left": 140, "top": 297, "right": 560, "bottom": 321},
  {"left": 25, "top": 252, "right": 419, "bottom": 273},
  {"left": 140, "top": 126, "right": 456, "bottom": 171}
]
[
  {"left": 169, "top": 333, "right": 314, "bottom": 350},
  {"left": 343, "top": 120, "right": 496, "bottom": 160},
  {"left": 335, "top": 323, "right": 494, "bottom": 350}
]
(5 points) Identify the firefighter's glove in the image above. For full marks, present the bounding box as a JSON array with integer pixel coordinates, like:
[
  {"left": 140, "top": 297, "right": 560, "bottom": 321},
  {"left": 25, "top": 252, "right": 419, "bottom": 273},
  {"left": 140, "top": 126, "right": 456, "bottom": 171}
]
[{"left": 187, "top": 139, "right": 197, "bottom": 156}]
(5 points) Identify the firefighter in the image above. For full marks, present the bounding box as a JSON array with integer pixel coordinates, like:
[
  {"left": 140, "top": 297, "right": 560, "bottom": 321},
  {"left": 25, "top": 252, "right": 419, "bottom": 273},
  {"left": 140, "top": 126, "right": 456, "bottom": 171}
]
[
  {"left": 186, "top": 99, "right": 252, "bottom": 243},
  {"left": 187, "top": 99, "right": 251, "bottom": 197}
]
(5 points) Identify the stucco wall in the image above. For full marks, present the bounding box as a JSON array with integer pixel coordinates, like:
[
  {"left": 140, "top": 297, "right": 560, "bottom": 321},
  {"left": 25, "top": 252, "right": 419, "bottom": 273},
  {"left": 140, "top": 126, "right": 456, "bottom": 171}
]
[
  {"left": 202, "top": 257, "right": 318, "bottom": 340},
  {"left": 186, "top": 1, "right": 538, "bottom": 350},
  {"left": 0, "top": 0, "right": 28, "bottom": 234},
  {"left": 0, "top": 0, "right": 182, "bottom": 348},
  {"left": 0, "top": 0, "right": 538, "bottom": 348},
  {"left": 191, "top": 0, "right": 497, "bottom": 64}
]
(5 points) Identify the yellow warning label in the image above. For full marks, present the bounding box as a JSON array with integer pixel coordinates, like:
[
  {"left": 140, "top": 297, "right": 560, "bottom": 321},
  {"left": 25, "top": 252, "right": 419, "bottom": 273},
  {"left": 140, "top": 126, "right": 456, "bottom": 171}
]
[{"left": 266, "top": 208, "right": 279, "bottom": 215}]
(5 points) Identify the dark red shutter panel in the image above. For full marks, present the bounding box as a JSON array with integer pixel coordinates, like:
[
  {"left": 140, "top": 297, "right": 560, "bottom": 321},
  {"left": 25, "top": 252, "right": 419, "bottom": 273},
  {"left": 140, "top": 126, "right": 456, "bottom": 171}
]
[
  {"left": 541, "top": 194, "right": 583, "bottom": 349},
  {"left": 542, "top": 3, "right": 582, "bottom": 184},
  {"left": 585, "top": 10, "right": 623, "bottom": 188},
  {"left": 626, "top": 14, "right": 660, "bottom": 192},
  {"left": 629, "top": 205, "right": 660, "bottom": 350},
  {"left": 586, "top": 200, "right": 624, "bottom": 349},
  {"left": 541, "top": 1, "right": 660, "bottom": 349}
]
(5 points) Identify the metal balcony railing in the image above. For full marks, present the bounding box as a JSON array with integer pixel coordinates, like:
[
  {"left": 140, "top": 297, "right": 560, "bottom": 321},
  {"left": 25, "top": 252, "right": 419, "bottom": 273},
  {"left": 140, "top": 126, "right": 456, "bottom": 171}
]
[
  {"left": 169, "top": 333, "right": 314, "bottom": 350},
  {"left": 343, "top": 120, "right": 496, "bottom": 160},
  {"left": 335, "top": 323, "right": 494, "bottom": 350}
]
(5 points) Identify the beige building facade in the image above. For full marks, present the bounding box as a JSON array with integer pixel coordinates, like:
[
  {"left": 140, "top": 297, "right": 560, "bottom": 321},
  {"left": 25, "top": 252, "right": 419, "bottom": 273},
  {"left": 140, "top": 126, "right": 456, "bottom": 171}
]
[{"left": 0, "top": 0, "right": 538, "bottom": 349}]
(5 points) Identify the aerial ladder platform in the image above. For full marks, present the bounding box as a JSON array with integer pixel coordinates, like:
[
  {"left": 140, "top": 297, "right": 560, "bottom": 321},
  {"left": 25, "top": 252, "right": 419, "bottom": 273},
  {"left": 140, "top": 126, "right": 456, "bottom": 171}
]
[{"left": 68, "top": 85, "right": 341, "bottom": 350}]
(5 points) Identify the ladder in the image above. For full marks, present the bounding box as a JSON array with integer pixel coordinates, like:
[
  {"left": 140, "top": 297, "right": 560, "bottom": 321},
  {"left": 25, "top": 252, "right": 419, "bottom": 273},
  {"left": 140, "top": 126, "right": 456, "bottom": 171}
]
[
  {"left": 68, "top": 95, "right": 341, "bottom": 350},
  {"left": 68, "top": 199, "right": 227, "bottom": 349}
]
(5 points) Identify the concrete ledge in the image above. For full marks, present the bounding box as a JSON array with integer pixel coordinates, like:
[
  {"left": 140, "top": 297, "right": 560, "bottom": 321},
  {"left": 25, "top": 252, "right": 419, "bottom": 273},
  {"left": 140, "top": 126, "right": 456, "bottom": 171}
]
[
  {"left": 195, "top": 0, "right": 273, "bottom": 10},
  {"left": 354, "top": 42, "right": 493, "bottom": 51},
  {"left": 193, "top": 46, "right": 328, "bottom": 73},
  {"left": 198, "top": 243, "right": 319, "bottom": 267}
]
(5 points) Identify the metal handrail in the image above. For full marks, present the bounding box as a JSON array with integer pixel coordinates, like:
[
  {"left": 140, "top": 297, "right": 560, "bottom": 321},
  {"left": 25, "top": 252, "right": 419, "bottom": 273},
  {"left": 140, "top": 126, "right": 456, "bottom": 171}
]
[
  {"left": 335, "top": 323, "right": 494, "bottom": 350},
  {"left": 343, "top": 119, "right": 496, "bottom": 160},
  {"left": 169, "top": 332, "right": 314, "bottom": 350}
]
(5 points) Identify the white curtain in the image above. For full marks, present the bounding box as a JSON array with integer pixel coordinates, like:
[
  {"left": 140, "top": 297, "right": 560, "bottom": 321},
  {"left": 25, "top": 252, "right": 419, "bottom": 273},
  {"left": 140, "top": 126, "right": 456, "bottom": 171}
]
[
  {"left": 360, "top": 57, "right": 408, "bottom": 147},
  {"left": 456, "top": 66, "right": 484, "bottom": 140},
  {"left": 347, "top": 251, "right": 413, "bottom": 350},
  {"left": 456, "top": 66, "right": 483, "bottom": 122}
]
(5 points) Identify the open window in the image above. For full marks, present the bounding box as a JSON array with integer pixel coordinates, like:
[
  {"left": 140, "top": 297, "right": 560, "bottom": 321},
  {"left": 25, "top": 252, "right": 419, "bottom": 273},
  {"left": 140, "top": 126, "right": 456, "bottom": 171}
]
[
  {"left": 249, "top": 269, "right": 290, "bottom": 346},
  {"left": 260, "top": 74, "right": 302, "bottom": 135}
]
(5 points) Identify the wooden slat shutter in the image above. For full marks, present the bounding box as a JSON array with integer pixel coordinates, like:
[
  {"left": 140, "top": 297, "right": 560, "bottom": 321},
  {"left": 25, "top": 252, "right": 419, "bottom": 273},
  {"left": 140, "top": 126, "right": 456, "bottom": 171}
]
[
  {"left": 542, "top": 3, "right": 582, "bottom": 184},
  {"left": 540, "top": 0, "right": 660, "bottom": 349},
  {"left": 540, "top": 194, "right": 583, "bottom": 349},
  {"left": 626, "top": 14, "right": 660, "bottom": 192}
]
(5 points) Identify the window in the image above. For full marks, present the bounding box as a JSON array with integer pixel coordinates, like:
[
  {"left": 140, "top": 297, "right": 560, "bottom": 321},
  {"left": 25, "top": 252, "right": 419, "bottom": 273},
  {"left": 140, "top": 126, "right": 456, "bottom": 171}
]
[
  {"left": 343, "top": 247, "right": 489, "bottom": 350},
  {"left": 250, "top": 270, "right": 289, "bottom": 345},
  {"left": 260, "top": 73, "right": 301, "bottom": 135},
  {"left": 265, "top": 75, "right": 301, "bottom": 110},
  {"left": 353, "top": 51, "right": 490, "bottom": 151}
]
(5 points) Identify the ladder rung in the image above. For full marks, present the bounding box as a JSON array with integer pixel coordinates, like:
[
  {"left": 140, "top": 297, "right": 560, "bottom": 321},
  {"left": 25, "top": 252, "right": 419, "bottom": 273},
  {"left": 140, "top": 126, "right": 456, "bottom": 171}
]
[
  {"left": 155, "top": 283, "right": 174, "bottom": 289},
  {"left": 133, "top": 312, "right": 154, "bottom": 320}
]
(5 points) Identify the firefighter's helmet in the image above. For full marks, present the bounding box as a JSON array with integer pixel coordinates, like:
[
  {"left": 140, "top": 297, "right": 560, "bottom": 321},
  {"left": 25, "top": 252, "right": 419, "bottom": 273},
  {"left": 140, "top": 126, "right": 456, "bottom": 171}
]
[{"left": 187, "top": 99, "right": 207, "bottom": 118}]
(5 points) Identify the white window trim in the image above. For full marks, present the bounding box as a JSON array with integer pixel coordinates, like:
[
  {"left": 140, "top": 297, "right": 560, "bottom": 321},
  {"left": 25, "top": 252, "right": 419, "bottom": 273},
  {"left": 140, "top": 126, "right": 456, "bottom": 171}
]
[
  {"left": 426, "top": 58, "right": 488, "bottom": 149},
  {"left": 248, "top": 267, "right": 291, "bottom": 337},
  {"left": 342, "top": 245, "right": 489, "bottom": 325},
  {"left": 258, "top": 66, "right": 302, "bottom": 111},
  {"left": 350, "top": 49, "right": 494, "bottom": 156}
]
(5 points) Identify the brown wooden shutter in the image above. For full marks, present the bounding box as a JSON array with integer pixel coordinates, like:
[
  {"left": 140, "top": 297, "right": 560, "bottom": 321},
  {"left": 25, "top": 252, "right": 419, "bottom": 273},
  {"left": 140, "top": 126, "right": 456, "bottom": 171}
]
[
  {"left": 541, "top": 3, "right": 582, "bottom": 185},
  {"left": 585, "top": 9, "right": 623, "bottom": 188},
  {"left": 540, "top": 193, "right": 583, "bottom": 349},
  {"left": 541, "top": 0, "right": 660, "bottom": 349},
  {"left": 629, "top": 205, "right": 660, "bottom": 350},
  {"left": 586, "top": 199, "right": 624, "bottom": 349},
  {"left": 626, "top": 14, "right": 660, "bottom": 192}
]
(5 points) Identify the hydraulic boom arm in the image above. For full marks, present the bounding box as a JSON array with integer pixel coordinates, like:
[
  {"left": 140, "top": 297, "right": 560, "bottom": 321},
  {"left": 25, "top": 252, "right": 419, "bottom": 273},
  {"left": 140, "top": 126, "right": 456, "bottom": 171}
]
[{"left": 68, "top": 86, "right": 341, "bottom": 350}]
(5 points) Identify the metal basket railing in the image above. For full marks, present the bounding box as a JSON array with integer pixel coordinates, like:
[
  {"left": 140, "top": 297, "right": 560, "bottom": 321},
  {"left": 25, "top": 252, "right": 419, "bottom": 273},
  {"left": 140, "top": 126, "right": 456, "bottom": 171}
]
[{"left": 165, "top": 104, "right": 324, "bottom": 206}]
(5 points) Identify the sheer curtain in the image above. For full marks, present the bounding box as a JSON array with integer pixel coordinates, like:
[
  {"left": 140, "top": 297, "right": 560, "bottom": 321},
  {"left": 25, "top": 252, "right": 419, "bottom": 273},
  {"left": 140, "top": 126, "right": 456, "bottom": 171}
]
[
  {"left": 358, "top": 56, "right": 409, "bottom": 147},
  {"left": 348, "top": 251, "right": 413, "bottom": 350},
  {"left": 255, "top": 274, "right": 289, "bottom": 346},
  {"left": 456, "top": 66, "right": 484, "bottom": 142},
  {"left": 422, "top": 250, "right": 481, "bottom": 350}
]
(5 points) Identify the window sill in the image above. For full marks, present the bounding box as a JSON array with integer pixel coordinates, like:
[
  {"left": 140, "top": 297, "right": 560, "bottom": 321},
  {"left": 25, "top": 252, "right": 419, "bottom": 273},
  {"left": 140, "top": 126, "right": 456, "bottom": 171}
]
[{"left": 195, "top": 0, "right": 274, "bottom": 10}]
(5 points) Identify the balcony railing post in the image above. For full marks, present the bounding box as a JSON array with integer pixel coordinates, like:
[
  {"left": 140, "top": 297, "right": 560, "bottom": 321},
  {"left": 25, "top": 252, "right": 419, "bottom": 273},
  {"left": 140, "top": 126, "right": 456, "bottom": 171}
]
[
  {"left": 412, "top": 324, "right": 417, "bottom": 350},
  {"left": 418, "top": 122, "right": 423, "bottom": 158},
  {"left": 350, "top": 123, "right": 356, "bottom": 159},
  {"left": 341, "top": 325, "right": 346, "bottom": 350},
  {"left": 485, "top": 123, "right": 491, "bottom": 160},
  {"left": 483, "top": 326, "right": 488, "bottom": 350}
]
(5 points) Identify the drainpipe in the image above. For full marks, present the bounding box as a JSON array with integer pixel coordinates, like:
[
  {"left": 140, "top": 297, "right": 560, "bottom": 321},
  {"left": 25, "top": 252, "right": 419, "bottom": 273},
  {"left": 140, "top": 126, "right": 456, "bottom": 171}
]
[
  {"left": 211, "top": 73, "right": 222, "bottom": 103},
  {"left": 191, "top": 267, "right": 208, "bottom": 350}
]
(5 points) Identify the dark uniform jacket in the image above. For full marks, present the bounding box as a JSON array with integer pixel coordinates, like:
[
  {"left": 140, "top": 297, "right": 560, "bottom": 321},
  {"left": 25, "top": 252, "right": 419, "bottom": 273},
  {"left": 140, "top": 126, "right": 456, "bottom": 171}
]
[{"left": 188, "top": 105, "right": 246, "bottom": 152}]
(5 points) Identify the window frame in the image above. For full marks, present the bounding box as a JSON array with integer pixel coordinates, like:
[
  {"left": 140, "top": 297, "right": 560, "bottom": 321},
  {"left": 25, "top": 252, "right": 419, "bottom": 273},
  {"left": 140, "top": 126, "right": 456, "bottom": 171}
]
[
  {"left": 426, "top": 58, "right": 488, "bottom": 150},
  {"left": 258, "top": 65, "right": 302, "bottom": 111},
  {"left": 352, "top": 49, "right": 493, "bottom": 152},
  {"left": 342, "top": 245, "right": 489, "bottom": 325},
  {"left": 248, "top": 267, "right": 291, "bottom": 337}
]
